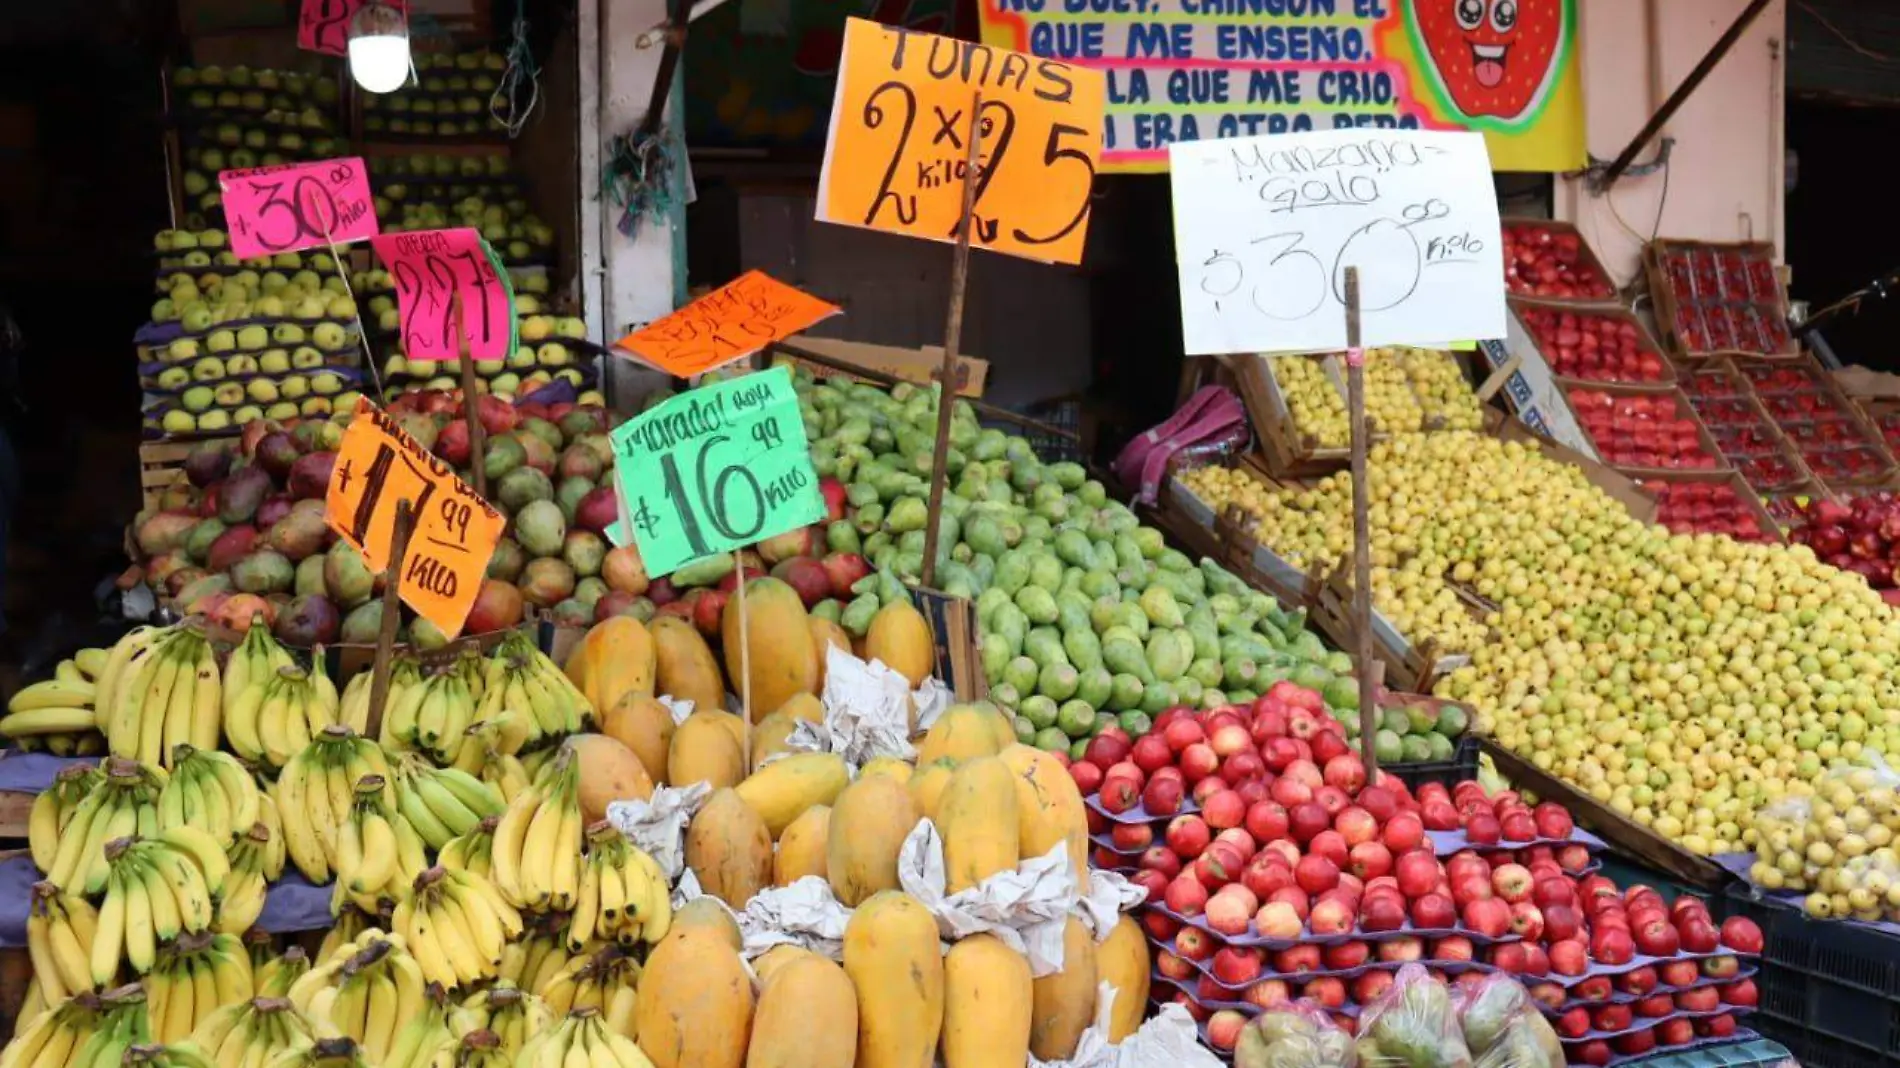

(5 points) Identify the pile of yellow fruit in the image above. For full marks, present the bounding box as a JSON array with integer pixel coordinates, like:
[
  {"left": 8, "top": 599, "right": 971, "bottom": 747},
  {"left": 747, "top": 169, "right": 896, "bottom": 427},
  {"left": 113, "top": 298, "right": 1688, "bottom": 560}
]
[
  {"left": 1750, "top": 761, "right": 1900, "bottom": 919},
  {"left": 1396, "top": 348, "right": 1486, "bottom": 431},
  {"left": 1269, "top": 355, "right": 1349, "bottom": 448},
  {"left": 1182, "top": 429, "right": 1900, "bottom": 858},
  {"left": 1365, "top": 351, "right": 1427, "bottom": 433}
]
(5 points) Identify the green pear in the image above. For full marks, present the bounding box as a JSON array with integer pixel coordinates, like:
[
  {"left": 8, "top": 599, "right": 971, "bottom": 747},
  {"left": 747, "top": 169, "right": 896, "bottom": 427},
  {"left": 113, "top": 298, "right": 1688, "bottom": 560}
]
[
  {"left": 198, "top": 410, "right": 232, "bottom": 432},
  {"left": 236, "top": 325, "right": 269, "bottom": 350},
  {"left": 292, "top": 347, "right": 324, "bottom": 370},
  {"left": 224, "top": 355, "right": 258, "bottom": 376},
  {"left": 206, "top": 330, "right": 236, "bottom": 354},
  {"left": 280, "top": 376, "right": 309, "bottom": 400},
  {"left": 191, "top": 357, "right": 225, "bottom": 382},
  {"left": 259, "top": 349, "right": 292, "bottom": 375},
  {"left": 156, "top": 367, "right": 191, "bottom": 390},
  {"left": 272, "top": 323, "right": 306, "bottom": 345},
  {"left": 161, "top": 410, "right": 197, "bottom": 434}
]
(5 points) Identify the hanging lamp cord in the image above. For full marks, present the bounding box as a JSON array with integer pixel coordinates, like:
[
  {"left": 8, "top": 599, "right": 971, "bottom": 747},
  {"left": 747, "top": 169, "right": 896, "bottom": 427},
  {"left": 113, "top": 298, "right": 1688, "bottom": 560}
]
[{"left": 490, "top": 0, "right": 540, "bottom": 137}]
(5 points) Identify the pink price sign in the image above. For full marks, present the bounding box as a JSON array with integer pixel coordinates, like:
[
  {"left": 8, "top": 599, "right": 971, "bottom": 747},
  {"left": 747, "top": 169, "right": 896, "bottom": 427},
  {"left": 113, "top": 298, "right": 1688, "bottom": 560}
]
[
  {"left": 370, "top": 229, "right": 511, "bottom": 362},
  {"left": 299, "top": 0, "right": 368, "bottom": 56},
  {"left": 220, "top": 158, "right": 380, "bottom": 261}
]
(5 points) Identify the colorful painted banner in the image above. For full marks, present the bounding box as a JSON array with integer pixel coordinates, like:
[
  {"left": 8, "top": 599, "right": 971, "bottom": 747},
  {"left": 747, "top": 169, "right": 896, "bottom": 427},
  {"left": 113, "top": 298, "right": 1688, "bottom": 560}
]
[{"left": 977, "top": 0, "right": 1584, "bottom": 173}]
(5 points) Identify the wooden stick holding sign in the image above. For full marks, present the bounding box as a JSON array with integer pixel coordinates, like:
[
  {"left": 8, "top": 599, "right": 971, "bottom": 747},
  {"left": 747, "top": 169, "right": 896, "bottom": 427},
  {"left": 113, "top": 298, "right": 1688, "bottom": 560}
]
[
  {"left": 365, "top": 500, "right": 416, "bottom": 742},
  {"left": 734, "top": 553, "right": 753, "bottom": 768},
  {"left": 1341, "top": 267, "right": 1382, "bottom": 773},
  {"left": 919, "top": 92, "right": 983, "bottom": 591},
  {"left": 454, "top": 292, "right": 489, "bottom": 497}
]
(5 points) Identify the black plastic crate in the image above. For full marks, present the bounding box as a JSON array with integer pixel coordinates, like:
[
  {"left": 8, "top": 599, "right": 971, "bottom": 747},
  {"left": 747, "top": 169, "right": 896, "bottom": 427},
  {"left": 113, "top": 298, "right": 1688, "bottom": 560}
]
[
  {"left": 1718, "top": 881, "right": 1900, "bottom": 1068},
  {"left": 1383, "top": 735, "right": 1479, "bottom": 792}
]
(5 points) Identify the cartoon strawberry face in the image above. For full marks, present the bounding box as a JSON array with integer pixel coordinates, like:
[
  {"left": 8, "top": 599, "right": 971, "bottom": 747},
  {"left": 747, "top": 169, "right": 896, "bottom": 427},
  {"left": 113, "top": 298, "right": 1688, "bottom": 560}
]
[{"left": 1410, "top": 0, "right": 1570, "bottom": 126}]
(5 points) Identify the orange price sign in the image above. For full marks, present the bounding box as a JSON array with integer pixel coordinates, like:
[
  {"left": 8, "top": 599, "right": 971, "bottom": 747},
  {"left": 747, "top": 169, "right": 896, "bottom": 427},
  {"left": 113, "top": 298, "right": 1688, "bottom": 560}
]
[
  {"left": 324, "top": 398, "right": 506, "bottom": 639},
  {"left": 817, "top": 18, "right": 1105, "bottom": 266},
  {"left": 616, "top": 271, "right": 841, "bottom": 378}
]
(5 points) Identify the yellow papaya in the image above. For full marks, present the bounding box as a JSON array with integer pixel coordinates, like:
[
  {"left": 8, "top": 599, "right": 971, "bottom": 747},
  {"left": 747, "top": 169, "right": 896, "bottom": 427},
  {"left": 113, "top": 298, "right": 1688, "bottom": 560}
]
[
  {"left": 685, "top": 787, "right": 772, "bottom": 907},
  {"left": 865, "top": 601, "right": 933, "bottom": 687},
  {"left": 735, "top": 752, "right": 849, "bottom": 838},
  {"left": 746, "top": 953, "right": 859, "bottom": 1068},
  {"left": 774, "top": 804, "right": 830, "bottom": 886},
  {"left": 860, "top": 756, "right": 913, "bottom": 785},
  {"left": 843, "top": 892, "right": 943, "bottom": 1068},
  {"left": 997, "top": 743, "right": 1088, "bottom": 877},
  {"left": 723, "top": 577, "right": 819, "bottom": 722},
  {"left": 650, "top": 616, "right": 727, "bottom": 711},
  {"left": 566, "top": 734, "right": 654, "bottom": 822},
  {"left": 907, "top": 759, "right": 957, "bottom": 823},
  {"left": 775, "top": 692, "right": 826, "bottom": 726},
  {"left": 941, "top": 934, "right": 1032, "bottom": 1068},
  {"left": 563, "top": 616, "right": 656, "bottom": 714},
  {"left": 751, "top": 709, "right": 802, "bottom": 768},
  {"left": 1030, "top": 917, "right": 1097, "bottom": 1060},
  {"left": 668, "top": 710, "right": 745, "bottom": 789},
  {"left": 753, "top": 944, "right": 821, "bottom": 983},
  {"left": 977, "top": 704, "right": 1017, "bottom": 752},
  {"left": 672, "top": 897, "right": 744, "bottom": 950},
  {"left": 915, "top": 706, "right": 1004, "bottom": 766},
  {"left": 1096, "top": 914, "right": 1150, "bottom": 1042},
  {"left": 827, "top": 773, "right": 919, "bottom": 907},
  {"left": 602, "top": 692, "right": 674, "bottom": 785},
  {"left": 937, "top": 756, "right": 1020, "bottom": 893},
  {"left": 634, "top": 927, "right": 753, "bottom": 1068},
  {"left": 809, "top": 618, "right": 852, "bottom": 689}
]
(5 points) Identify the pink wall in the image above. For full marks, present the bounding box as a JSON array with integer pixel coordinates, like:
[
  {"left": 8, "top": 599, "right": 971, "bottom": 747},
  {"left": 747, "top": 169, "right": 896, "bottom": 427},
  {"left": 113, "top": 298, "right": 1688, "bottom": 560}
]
[{"left": 1556, "top": 0, "right": 1787, "bottom": 287}]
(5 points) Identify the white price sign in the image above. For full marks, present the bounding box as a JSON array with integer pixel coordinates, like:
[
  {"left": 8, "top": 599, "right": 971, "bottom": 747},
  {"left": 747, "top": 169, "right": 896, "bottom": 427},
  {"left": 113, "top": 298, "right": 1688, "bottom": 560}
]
[{"left": 1168, "top": 129, "right": 1507, "bottom": 356}]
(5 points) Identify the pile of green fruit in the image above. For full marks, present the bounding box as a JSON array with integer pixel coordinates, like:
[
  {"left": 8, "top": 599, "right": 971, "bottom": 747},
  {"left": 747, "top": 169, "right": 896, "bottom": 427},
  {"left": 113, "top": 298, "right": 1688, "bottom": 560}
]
[
  {"left": 361, "top": 50, "right": 509, "bottom": 139},
  {"left": 169, "top": 65, "right": 345, "bottom": 231}
]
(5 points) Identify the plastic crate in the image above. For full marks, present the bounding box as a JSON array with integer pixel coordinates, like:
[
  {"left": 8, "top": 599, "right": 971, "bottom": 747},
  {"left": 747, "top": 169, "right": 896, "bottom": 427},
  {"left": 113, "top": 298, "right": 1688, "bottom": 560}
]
[
  {"left": 1718, "top": 882, "right": 1900, "bottom": 1068},
  {"left": 1384, "top": 735, "right": 1479, "bottom": 791},
  {"left": 1634, "top": 1037, "right": 1796, "bottom": 1068}
]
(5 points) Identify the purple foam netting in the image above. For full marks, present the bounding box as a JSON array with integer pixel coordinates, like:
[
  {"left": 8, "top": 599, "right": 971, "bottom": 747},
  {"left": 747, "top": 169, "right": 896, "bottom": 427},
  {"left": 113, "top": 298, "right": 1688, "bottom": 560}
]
[
  {"left": 1545, "top": 965, "right": 1759, "bottom": 1012},
  {"left": 1164, "top": 943, "right": 1500, "bottom": 992},
  {"left": 1144, "top": 900, "right": 1523, "bottom": 949},
  {"left": 1426, "top": 825, "right": 1608, "bottom": 856},
  {"left": 1084, "top": 791, "right": 1200, "bottom": 826},
  {"left": 1554, "top": 1004, "right": 1756, "bottom": 1043},
  {"left": 0, "top": 854, "right": 338, "bottom": 946},
  {"left": 0, "top": 751, "right": 95, "bottom": 793},
  {"left": 1542, "top": 948, "right": 1760, "bottom": 988}
]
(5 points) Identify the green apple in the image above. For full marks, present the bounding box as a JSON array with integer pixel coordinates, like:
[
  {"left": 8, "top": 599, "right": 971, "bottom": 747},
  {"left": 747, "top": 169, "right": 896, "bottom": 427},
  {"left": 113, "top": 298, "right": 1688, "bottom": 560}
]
[
  {"left": 291, "top": 297, "right": 324, "bottom": 321},
  {"left": 247, "top": 378, "right": 279, "bottom": 403},
  {"left": 299, "top": 397, "right": 332, "bottom": 417},
  {"left": 538, "top": 343, "right": 570, "bottom": 367},
  {"left": 198, "top": 409, "right": 232, "bottom": 432},
  {"left": 215, "top": 305, "right": 246, "bottom": 325},
  {"left": 322, "top": 277, "right": 348, "bottom": 297},
  {"left": 272, "top": 323, "right": 307, "bottom": 345},
  {"left": 265, "top": 402, "right": 299, "bottom": 421},
  {"left": 242, "top": 129, "right": 266, "bottom": 149},
  {"left": 475, "top": 359, "right": 504, "bottom": 375},
  {"left": 383, "top": 356, "right": 409, "bottom": 379},
  {"left": 259, "top": 349, "right": 292, "bottom": 375},
  {"left": 191, "top": 357, "right": 225, "bottom": 382},
  {"left": 578, "top": 389, "right": 605, "bottom": 407},
  {"left": 154, "top": 230, "right": 177, "bottom": 251},
  {"left": 555, "top": 318, "right": 586, "bottom": 340},
  {"left": 519, "top": 316, "right": 552, "bottom": 342},
  {"left": 181, "top": 385, "right": 215, "bottom": 413},
  {"left": 334, "top": 391, "right": 362, "bottom": 412},
  {"left": 291, "top": 270, "right": 321, "bottom": 292},
  {"left": 255, "top": 296, "right": 286, "bottom": 319},
  {"left": 508, "top": 241, "right": 531, "bottom": 261},
  {"left": 378, "top": 309, "right": 400, "bottom": 332},
  {"left": 170, "top": 231, "right": 199, "bottom": 250},
  {"left": 152, "top": 299, "right": 176, "bottom": 321},
  {"left": 369, "top": 295, "right": 394, "bottom": 316},
  {"left": 213, "top": 382, "right": 246, "bottom": 407},
  {"left": 224, "top": 355, "right": 258, "bottom": 376},
  {"left": 236, "top": 325, "right": 269, "bottom": 350},
  {"left": 312, "top": 322, "right": 348, "bottom": 351},
  {"left": 311, "top": 373, "right": 342, "bottom": 396},
  {"left": 512, "top": 295, "right": 540, "bottom": 315},
  {"left": 260, "top": 273, "right": 289, "bottom": 294},
  {"left": 555, "top": 369, "right": 584, "bottom": 388},
  {"left": 232, "top": 270, "right": 259, "bottom": 290},
  {"left": 280, "top": 375, "right": 309, "bottom": 400},
  {"left": 198, "top": 230, "right": 225, "bottom": 249},
  {"left": 156, "top": 367, "right": 191, "bottom": 390},
  {"left": 183, "top": 250, "right": 212, "bottom": 268},
  {"left": 272, "top": 253, "right": 300, "bottom": 270},
  {"left": 426, "top": 375, "right": 457, "bottom": 391},
  {"left": 232, "top": 405, "right": 263, "bottom": 425},
  {"left": 308, "top": 251, "right": 335, "bottom": 274},
  {"left": 205, "top": 330, "right": 236, "bottom": 354},
  {"left": 161, "top": 410, "right": 197, "bottom": 434}
]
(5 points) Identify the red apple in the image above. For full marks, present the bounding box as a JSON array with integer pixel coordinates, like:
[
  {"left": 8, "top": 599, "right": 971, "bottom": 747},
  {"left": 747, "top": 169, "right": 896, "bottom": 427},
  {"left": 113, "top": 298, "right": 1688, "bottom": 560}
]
[
  {"left": 1544, "top": 904, "right": 1581, "bottom": 943},
  {"left": 1527, "top": 982, "right": 1566, "bottom": 1010},
  {"left": 1451, "top": 875, "right": 1494, "bottom": 909},
  {"left": 1242, "top": 855, "right": 1293, "bottom": 901},
  {"left": 1163, "top": 718, "right": 1206, "bottom": 753},
  {"left": 1164, "top": 876, "right": 1208, "bottom": 916},
  {"left": 1508, "top": 902, "right": 1544, "bottom": 941},
  {"left": 1141, "top": 911, "right": 1179, "bottom": 942},
  {"left": 1378, "top": 935, "right": 1425, "bottom": 962},
  {"left": 1174, "top": 925, "right": 1214, "bottom": 961},
  {"left": 1591, "top": 926, "right": 1636, "bottom": 965},
  {"left": 1353, "top": 969, "right": 1394, "bottom": 1004},
  {"left": 1574, "top": 976, "right": 1612, "bottom": 1003},
  {"left": 1719, "top": 916, "right": 1763, "bottom": 953},
  {"left": 1381, "top": 812, "right": 1425, "bottom": 855},
  {"left": 1322, "top": 754, "right": 1366, "bottom": 793},
  {"left": 1722, "top": 978, "right": 1759, "bottom": 1007},
  {"left": 1244, "top": 978, "right": 1291, "bottom": 1010},
  {"left": 1395, "top": 851, "right": 1443, "bottom": 899},
  {"left": 1156, "top": 950, "right": 1194, "bottom": 980},
  {"left": 1254, "top": 901, "right": 1303, "bottom": 939},
  {"left": 1701, "top": 954, "right": 1740, "bottom": 979},
  {"left": 1675, "top": 986, "right": 1719, "bottom": 1013},
  {"left": 1210, "top": 945, "right": 1264, "bottom": 986},
  {"left": 1205, "top": 888, "right": 1254, "bottom": 936},
  {"left": 1335, "top": 806, "right": 1378, "bottom": 846},
  {"left": 1204, "top": 1009, "right": 1247, "bottom": 1052},
  {"left": 1347, "top": 841, "right": 1393, "bottom": 881},
  {"left": 1594, "top": 1004, "right": 1633, "bottom": 1032},
  {"left": 1209, "top": 722, "right": 1252, "bottom": 758},
  {"left": 1557, "top": 843, "right": 1592, "bottom": 873},
  {"left": 1465, "top": 813, "right": 1501, "bottom": 845},
  {"left": 1131, "top": 869, "right": 1167, "bottom": 903},
  {"left": 1548, "top": 938, "right": 1587, "bottom": 976},
  {"left": 1533, "top": 801, "right": 1574, "bottom": 839},
  {"left": 1301, "top": 976, "right": 1346, "bottom": 1009},
  {"left": 1130, "top": 735, "right": 1173, "bottom": 773},
  {"left": 1410, "top": 893, "right": 1456, "bottom": 929},
  {"left": 1634, "top": 914, "right": 1680, "bottom": 957},
  {"left": 1491, "top": 864, "right": 1533, "bottom": 903},
  {"left": 1462, "top": 898, "right": 1511, "bottom": 938},
  {"left": 1698, "top": 1014, "right": 1737, "bottom": 1039},
  {"left": 1658, "top": 1018, "right": 1695, "bottom": 1047},
  {"left": 1110, "top": 822, "right": 1152, "bottom": 852},
  {"left": 1245, "top": 800, "right": 1289, "bottom": 844},
  {"left": 1140, "top": 846, "right": 1182, "bottom": 880},
  {"left": 1557, "top": 1008, "right": 1591, "bottom": 1039},
  {"left": 1179, "top": 743, "right": 1220, "bottom": 783},
  {"left": 1140, "top": 776, "right": 1184, "bottom": 817},
  {"left": 1489, "top": 943, "right": 1530, "bottom": 974},
  {"left": 1620, "top": 966, "right": 1658, "bottom": 996},
  {"left": 1658, "top": 960, "right": 1699, "bottom": 986},
  {"left": 1576, "top": 1041, "right": 1612, "bottom": 1067},
  {"left": 1165, "top": 815, "right": 1211, "bottom": 859},
  {"left": 1202, "top": 789, "right": 1245, "bottom": 830},
  {"left": 1272, "top": 944, "right": 1321, "bottom": 974},
  {"left": 1678, "top": 918, "right": 1719, "bottom": 954},
  {"left": 1309, "top": 897, "right": 1353, "bottom": 935},
  {"left": 1635, "top": 994, "right": 1675, "bottom": 1018},
  {"left": 1295, "top": 855, "right": 1341, "bottom": 895},
  {"left": 1268, "top": 886, "right": 1310, "bottom": 921},
  {"left": 1322, "top": 940, "right": 1369, "bottom": 970},
  {"left": 1360, "top": 895, "right": 1406, "bottom": 933}
]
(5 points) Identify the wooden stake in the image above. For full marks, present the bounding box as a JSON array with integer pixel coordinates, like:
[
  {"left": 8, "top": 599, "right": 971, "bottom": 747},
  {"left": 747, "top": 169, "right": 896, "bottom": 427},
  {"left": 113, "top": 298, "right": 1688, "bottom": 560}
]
[
  {"left": 364, "top": 500, "right": 415, "bottom": 743},
  {"left": 1343, "top": 267, "right": 1379, "bottom": 773},
  {"left": 734, "top": 550, "right": 753, "bottom": 768},
  {"left": 920, "top": 91, "right": 984, "bottom": 591},
  {"left": 455, "top": 292, "right": 489, "bottom": 498}
]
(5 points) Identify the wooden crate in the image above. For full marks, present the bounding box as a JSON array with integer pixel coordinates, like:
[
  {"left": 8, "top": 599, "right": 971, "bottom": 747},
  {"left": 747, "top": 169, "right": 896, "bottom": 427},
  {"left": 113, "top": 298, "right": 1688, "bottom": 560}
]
[
  {"left": 1740, "top": 355, "right": 1900, "bottom": 490},
  {"left": 1644, "top": 239, "right": 1797, "bottom": 360},
  {"left": 1629, "top": 469, "right": 1787, "bottom": 545},
  {"left": 1500, "top": 217, "right": 1621, "bottom": 305},
  {"left": 139, "top": 440, "right": 197, "bottom": 512},
  {"left": 1508, "top": 297, "right": 1677, "bottom": 389},
  {"left": 1560, "top": 381, "right": 1735, "bottom": 480}
]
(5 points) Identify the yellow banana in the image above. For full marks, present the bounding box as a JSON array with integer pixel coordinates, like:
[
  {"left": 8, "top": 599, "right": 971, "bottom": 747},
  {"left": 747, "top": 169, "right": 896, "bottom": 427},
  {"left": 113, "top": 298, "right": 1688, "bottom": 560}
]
[
  {"left": 74, "top": 647, "right": 109, "bottom": 679},
  {"left": 8, "top": 678, "right": 96, "bottom": 711}
]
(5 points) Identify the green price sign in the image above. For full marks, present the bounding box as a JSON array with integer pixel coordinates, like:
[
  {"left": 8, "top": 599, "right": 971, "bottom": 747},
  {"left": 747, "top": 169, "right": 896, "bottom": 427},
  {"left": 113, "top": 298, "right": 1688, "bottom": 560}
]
[{"left": 608, "top": 365, "right": 826, "bottom": 578}]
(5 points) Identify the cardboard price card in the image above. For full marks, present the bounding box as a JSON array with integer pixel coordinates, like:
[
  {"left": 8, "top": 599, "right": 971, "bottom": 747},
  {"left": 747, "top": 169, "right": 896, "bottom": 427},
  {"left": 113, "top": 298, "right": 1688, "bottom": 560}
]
[
  {"left": 220, "top": 157, "right": 380, "bottom": 261},
  {"left": 1167, "top": 129, "right": 1507, "bottom": 356},
  {"left": 370, "top": 229, "right": 514, "bottom": 361},
  {"left": 816, "top": 18, "right": 1105, "bottom": 266},
  {"left": 617, "top": 271, "right": 841, "bottom": 378},
  {"left": 609, "top": 365, "right": 826, "bottom": 578},
  {"left": 298, "top": 0, "right": 366, "bottom": 56},
  {"left": 324, "top": 398, "right": 505, "bottom": 639}
]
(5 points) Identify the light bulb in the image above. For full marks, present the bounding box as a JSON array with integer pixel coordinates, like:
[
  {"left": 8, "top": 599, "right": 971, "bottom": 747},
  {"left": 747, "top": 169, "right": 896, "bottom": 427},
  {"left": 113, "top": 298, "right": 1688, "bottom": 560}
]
[{"left": 348, "top": 2, "right": 411, "bottom": 94}]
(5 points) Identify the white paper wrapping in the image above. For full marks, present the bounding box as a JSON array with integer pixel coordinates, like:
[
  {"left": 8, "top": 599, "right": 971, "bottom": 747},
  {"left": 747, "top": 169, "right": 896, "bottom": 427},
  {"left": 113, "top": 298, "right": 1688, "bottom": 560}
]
[
  {"left": 604, "top": 781, "right": 711, "bottom": 881},
  {"left": 912, "top": 676, "right": 953, "bottom": 730},
  {"left": 732, "top": 876, "right": 855, "bottom": 960},
  {"left": 1076, "top": 869, "right": 1149, "bottom": 940},
  {"left": 790, "top": 646, "right": 920, "bottom": 764},
  {"left": 658, "top": 696, "right": 696, "bottom": 726},
  {"left": 1030, "top": 989, "right": 1224, "bottom": 1068},
  {"left": 896, "top": 819, "right": 1077, "bottom": 976}
]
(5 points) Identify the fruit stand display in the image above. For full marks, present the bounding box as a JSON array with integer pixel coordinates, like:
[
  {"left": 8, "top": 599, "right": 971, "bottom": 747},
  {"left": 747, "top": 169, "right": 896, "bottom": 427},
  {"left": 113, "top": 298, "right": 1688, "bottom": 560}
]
[
  {"left": 1736, "top": 358, "right": 1899, "bottom": 491},
  {"left": 1644, "top": 241, "right": 1797, "bottom": 360},
  {"left": 1502, "top": 220, "right": 1620, "bottom": 304},
  {"left": 359, "top": 51, "right": 515, "bottom": 143},
  {"left": 165, "top": 65, "right": 347, "bottom": 231},
  {"left": 1244, "top": 349, "right": 1486, "bottom": 478},
  {"left": 1510, "top": 302, "right": 1675, "bottom": 387}
]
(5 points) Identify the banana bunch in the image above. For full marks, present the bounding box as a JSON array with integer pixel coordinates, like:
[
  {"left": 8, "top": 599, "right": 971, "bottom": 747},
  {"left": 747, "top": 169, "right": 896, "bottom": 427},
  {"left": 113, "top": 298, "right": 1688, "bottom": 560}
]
[
  {"left": 121, "top": 1040, "right": 218, "bottom": 1068},
  {"left": 145, "top": 931, "right": 255, "bottom": 1042},
  {"left": 46, "top": 759, "right": 166, "bottom": 895},
  {"left": 232, "top": 666, "right": 341, "bottom": 771},
  {"left": 437, "top": 818, "right": 495, "bottom": 879},
  {"left": 476, "top": 632, "right": 593, "bottom": 754},
  {"left": 18, "top": 978, "right": 49, "bottom": 1032},
  {"left": 223, "top": 624, "right": 293, "bottom": 719},
  {"left": 242, "top": 930, "right": 277, "bottom": 983},
  {"left": 254, "top": 946, "right": 310, "bottom": 1000},
  {"left": 189, "top": 996, "right": 321, "bottom": 1068},
  {"left": 274, "top": 726, "right": 394, "bottom": 884},
  {"left": 30, "top": 764, "right": 105, "bottom": 872},
  {"left": 26, "top": 883, "right": 100, "bottom": 1004},
  {"left": 497, "top": 912, "right": 597, "bottom": 994},
  {"left": 517, "top": 1009, "right": 656, "bottom": 1068},
  {"left": 157, "top": 744, "right": 261, "bottom": 848},
  {"left": 448, "top": 721, "right": 532, "bottom": 803},
  {"left": 570, "top": 823, "right": 671, "bottom": 951},
  {"left": 287, "top": 933, "right": 427, "bottom": 1064},
  {"left": 390, "top": 753, "right": 504, "bottom": 851},
  {"left": 381, "top": 669, "right": 476, "bottom": 762},
  {"left": 395, "top": 866, "right": 525, "bottom": 990},
  {"left": 218, "top": 823, "right": 282, "bottom": 935},
  {"left": 263, "top": 1037, "right": 372, "bottom": 1068},
  {"left": 316, "top": 910, "right": 375, "bottom": 968},
  {"left": 92, "top": 828, "right": 231, "bottom": 985},
  {"left": 447, "top": 1031, "right": 510, "bottom": 1068},
  {"left": 333, "top": 775, "right": 429, "bottom": 915},
  {"left": 451, "top": 985, "right": 553, "bottom": 1062},
  {"left": 489, "top": 748, "right": 582, "bottom": 911},
  {"left": 380, "top": 991, "right": 475, "bottom": 1068},
  {"left": 101, "top": 624, "right": 220, "bottom": 770},
  {"left": 0, "top": 651, "right": 107, "bottom": 752},
  {"left": 3, "top": 985, "right": 152, "bottom": 1068},
  {"left": 340, "top": 656, "right": 420, "bottom": 739},
  {"left": 536, "top": 947, "right": 642, "bottom": 1039}
]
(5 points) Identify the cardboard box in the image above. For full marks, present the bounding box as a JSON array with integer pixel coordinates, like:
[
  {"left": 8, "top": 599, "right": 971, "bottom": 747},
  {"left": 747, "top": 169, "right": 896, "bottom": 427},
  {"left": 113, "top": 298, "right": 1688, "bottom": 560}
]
[{"left": 773, "top": 336, "right": 988, "bottom": 398}]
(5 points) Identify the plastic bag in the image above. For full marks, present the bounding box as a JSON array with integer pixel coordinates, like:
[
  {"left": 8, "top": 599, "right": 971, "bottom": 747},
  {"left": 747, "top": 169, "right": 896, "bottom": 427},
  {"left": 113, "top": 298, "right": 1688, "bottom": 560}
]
[
  {"left": 1454, "top": 973, "right": 1563, "bottom": 1068},
  {"left": 1750, "top": 753, "right": 1900, "bottom": 920},
  {"left": 1234, "top": 1002, "right": 1355, "bottom": 1068},
  {"left": 1351, "top": 964, "right": 1471, "bottom": 1068}
]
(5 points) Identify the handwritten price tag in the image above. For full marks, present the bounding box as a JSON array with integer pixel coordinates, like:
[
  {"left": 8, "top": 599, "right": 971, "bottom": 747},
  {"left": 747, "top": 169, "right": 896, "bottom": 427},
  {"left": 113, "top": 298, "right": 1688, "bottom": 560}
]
[
  {"left": 299, "top": 0, "right": 365, "bottom": 56},
  {"left": 324, "top": 398, "right": 505, "bottom": 639},
  {"left": 1168, "top": 129, "right": 1507, "bottom": 356},
  {"left": 608, "top": 365, "right": 826, "bottom": 578},
  {"left": 220, "top": 158, "right": 380, "bottom": 261},
  {"left": 817, "top": 18, "right": 1105, "bottom": 266},
  {"left": 370, "top": 229, "right": 513, "bottom": 361},
  {"left": 617, "top": 271, "right": 840, "bottom": 378}
]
